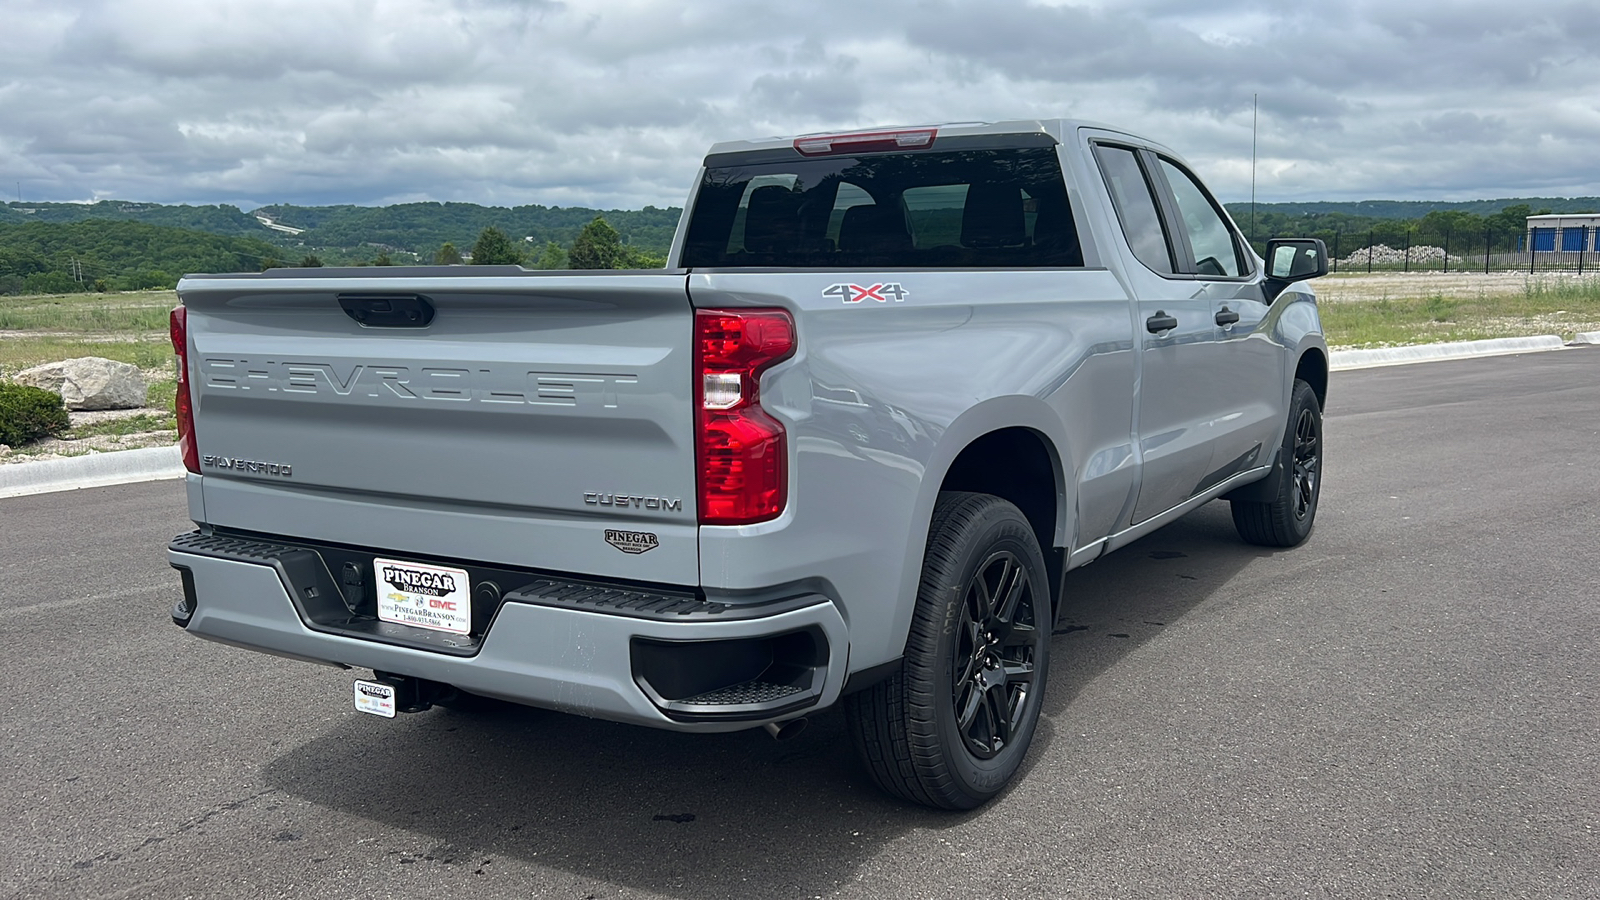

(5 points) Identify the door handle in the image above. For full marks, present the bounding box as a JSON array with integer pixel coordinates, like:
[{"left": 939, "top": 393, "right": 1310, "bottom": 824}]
[
  {"left": 1215, "top": 306, "right": 1240, "bottom": 327},
  {"left": 1145, "top": 311, "right": 1178, "bottom": 334}
]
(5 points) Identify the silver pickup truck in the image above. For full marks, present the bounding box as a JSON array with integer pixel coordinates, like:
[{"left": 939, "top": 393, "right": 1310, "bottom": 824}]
[{"left": 167, "top": 119, "right": 1329, "bottom": 809}]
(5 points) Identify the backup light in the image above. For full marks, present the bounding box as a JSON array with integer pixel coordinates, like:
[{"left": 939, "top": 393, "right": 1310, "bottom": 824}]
[{"left": 793, "top": 128, "right": 937, "bottom": 157}]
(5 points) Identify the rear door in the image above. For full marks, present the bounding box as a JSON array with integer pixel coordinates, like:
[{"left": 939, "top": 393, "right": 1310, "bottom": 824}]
[
  {"left": 181, "top": 270, "right": 699, "bottom": 585},
  {"left": 1090, "top": 140, "right": 1219, "bottom": 524}
]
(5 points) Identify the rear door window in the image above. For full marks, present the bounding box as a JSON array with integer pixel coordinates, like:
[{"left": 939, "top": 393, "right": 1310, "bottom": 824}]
[
  {"left": 681, "top": 146, "right": 1083, "bottom": 268},
  {"left": 1092, "top": 144, "right": 1175, "bottom": 276}
]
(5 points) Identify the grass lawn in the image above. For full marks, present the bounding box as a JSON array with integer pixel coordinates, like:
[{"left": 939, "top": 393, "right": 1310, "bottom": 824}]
[
  {"left": 2, "top": 291, "right": 180, "bottom": 453},
  {"left": 0, "top": 289, "right": 175, "bottom": 332},
  {"left": 1314, "top": 273, "right": 1600, "bottom": 348},
  {"left": 1, "top": 290, "right": 178, "bottom": 378}
]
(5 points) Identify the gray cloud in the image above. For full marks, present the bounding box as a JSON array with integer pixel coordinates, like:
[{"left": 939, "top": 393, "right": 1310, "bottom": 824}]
[{"left": 1, "top": 0, "right": 1598, "bottom": 209}]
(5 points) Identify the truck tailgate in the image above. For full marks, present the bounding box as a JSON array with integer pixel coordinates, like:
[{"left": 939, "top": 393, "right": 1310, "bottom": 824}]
[{"left": 179, "top": 271, "right": 698, "bottom": 585}]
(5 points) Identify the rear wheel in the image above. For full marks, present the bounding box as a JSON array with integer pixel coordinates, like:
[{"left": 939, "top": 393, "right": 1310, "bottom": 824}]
[
  {"left": 845, "top": 492, "right": 1051, "bottom": 809},
  {"left": 1231, "top": 378, "right": 1322, "bottom": 547}
]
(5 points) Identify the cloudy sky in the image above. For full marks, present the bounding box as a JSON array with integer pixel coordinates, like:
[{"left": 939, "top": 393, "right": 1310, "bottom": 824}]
[{"left": 2, "top": 0, "right": 1598, "bottom": 211}]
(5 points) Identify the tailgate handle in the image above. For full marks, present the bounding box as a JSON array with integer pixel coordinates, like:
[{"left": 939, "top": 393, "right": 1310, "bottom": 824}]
[{"left": 339, "top": 294, "right": 435, "bottom": 328}]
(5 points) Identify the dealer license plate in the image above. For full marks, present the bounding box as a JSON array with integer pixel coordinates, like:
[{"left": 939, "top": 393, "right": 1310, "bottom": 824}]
[{"left": 374, "top": 557, "right": 472, "bottom": 635}]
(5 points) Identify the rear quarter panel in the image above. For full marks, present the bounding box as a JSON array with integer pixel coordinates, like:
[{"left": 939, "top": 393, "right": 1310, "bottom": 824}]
[{"left": 690, "top": 268, "right": 1137, "bottom": 669}]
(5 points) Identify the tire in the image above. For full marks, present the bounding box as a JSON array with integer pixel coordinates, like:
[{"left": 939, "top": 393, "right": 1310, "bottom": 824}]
[
  {"left": 845, "top": 492, "right": 1052, "bottom": 810},
  {"left": 1231, "top": 378, "right": 1323, "bottom": 547}
]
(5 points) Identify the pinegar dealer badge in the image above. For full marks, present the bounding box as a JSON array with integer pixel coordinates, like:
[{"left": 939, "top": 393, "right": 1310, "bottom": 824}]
[{"left": 604, "top": 529, "right": 659, "bottom": 554}]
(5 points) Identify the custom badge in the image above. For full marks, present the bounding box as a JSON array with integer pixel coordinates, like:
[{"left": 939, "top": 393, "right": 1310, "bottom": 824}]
[{"left": 823, "top": 283, "right": 908, "bottom": 304}]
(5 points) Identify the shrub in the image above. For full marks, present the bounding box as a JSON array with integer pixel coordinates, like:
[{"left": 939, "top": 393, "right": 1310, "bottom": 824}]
[
  {"left": 22, "top": 271, "right": 84, "bottom": 294},
  {"left": 0, "top": 382, "right": 71, "bottom": 446}
]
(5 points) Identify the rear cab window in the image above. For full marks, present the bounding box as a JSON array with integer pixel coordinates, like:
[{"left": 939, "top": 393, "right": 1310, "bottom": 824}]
[{"left": 681, "top": 138, "right": 1084, "bottom": 268}]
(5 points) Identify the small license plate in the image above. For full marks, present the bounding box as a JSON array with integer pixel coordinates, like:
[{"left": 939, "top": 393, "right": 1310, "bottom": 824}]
[
  {"left": 354, "top": 680, "right": 396, "bottom": 718},
  {"left": 374, "top": 557, "right": 472, "bottom": 635}
]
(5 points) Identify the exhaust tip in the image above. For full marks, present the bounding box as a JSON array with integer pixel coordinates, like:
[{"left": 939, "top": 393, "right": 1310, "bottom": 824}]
[{"left": 763, "top": 718, "right": 808, "bottom": 741}]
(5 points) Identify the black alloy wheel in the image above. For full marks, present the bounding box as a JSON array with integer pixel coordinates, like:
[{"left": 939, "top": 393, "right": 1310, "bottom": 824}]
[
  {"left": 845, "top": 492, "right": 1052, "bottom": 809},
  {"left": 1290, "top": 404, "right": 1320, "bottom": 523},
  {"left": 1232, "top": 377, "right": 1323, "bottom": 547},
  {"left": 950, "top": 549, "right": 1041, "bottom": 760}
]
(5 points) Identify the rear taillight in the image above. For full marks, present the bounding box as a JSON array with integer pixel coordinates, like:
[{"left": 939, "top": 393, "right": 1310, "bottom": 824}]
[
  {"left": 695, "top": 309, "right": 795, "bottom": 525},
  {"left": 169, "top": 306, "right": 199, "bottom": 474}
]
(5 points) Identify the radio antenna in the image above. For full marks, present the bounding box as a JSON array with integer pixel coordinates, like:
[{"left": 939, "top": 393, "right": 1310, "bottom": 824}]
[{"left": 1251, "top": 93, "right": 1259, "bottom": 244}]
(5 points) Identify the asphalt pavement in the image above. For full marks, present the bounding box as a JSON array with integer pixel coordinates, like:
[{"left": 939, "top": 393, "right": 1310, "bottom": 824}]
[{"left": 2, "top": 349, "right": 1597, "bottom": 899}]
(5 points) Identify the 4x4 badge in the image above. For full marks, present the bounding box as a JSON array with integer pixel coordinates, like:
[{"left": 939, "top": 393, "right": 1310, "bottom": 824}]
[
  {"left": 824, "top": 282, "right": 908, "bottom": 304},
  {"left": 605, "top": 529, "right": 659, "bottom": 554}
]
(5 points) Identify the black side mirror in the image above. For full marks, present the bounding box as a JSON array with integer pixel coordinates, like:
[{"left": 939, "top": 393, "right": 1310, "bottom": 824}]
[
  {"left": 1265, "top": 238, "right": 1329, "bottom": 281},
  {"left": 1263, "top": 238, "right": 1329, "bottom": 301}
]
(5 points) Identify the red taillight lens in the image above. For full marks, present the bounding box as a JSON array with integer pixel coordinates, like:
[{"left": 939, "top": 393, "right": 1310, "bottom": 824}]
[
  {"left": 695, "top": 309, "right": 795, "bottom": 525},
  {"left": 169, "top": 306, "right": 199, "bottom": 474}
]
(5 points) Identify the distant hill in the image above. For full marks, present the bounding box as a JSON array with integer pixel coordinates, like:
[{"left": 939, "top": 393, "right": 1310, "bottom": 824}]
[
  {"left": 2, "top": 199, "right": 683, "bottom": 260},
  {"left": 0, "top": 220, "right": 286, "bottom": 294},
  {"left": 0, "top": 201, "right": 263, "bottom": 236},
  {"left": 5, "top": 192, "right": 1596, "bottom": 286},
  {"left": 1225, "top": 198, "right": 1600, "bottom": 220},
  {"left": 252, "top": 202, "right": 682, "bottom": 257}
]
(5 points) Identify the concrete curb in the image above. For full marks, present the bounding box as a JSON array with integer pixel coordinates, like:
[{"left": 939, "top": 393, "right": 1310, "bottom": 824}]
[
  {"left": 1572, "top": 331, "right": 1600, "bottom": 345},
  {"left": 1329, "top": 335, "right": 1569, "bottom": 371},
  {"left": 0, "top": 445, "right": 183, "bottom": 499}
]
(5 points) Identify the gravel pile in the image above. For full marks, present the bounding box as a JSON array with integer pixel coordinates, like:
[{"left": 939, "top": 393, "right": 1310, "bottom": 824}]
[{"left": 1337, "top": 244, "right": 1464, "bottom": 267}]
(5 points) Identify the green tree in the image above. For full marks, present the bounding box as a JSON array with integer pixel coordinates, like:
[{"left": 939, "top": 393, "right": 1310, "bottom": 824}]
[
  {"left": 621, "top": 246, "right": 666, "bottom": 269},
  {"left": 434, "top": 241, "right": 463, "bottom": 265},
  {"left": 469, "top": 227, "right": 524, "bottom": 266},
  {"left": 1487, "top": 204, "right": 1551, "bottom": 237},
  {"left": 299, "top": 254, "right": 324, "bottom": 267},
  {"left": 533, "top": 241, "right": 567, "bottom": 270},
  {"left": 568, "top": 216, "right": 622, "bottom": 269},
  {"left": 259, "top": 255, "right": 285, "bottom": 271},
  {"left": 373, "top": 251, "right": 394, "bottom": 266}
]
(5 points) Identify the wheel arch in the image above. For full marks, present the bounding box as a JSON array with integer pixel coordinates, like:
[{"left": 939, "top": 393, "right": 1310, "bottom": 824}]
[
  {"left": 888, "top": 398, "right": 1074, "bottom": 657},
  {"left": 1295, "top": 346, "right": 1328, "bottom": 408}
]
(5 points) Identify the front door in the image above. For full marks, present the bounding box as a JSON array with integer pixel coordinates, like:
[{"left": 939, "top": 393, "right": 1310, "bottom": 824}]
[{"left": 1152, "top": 156, "right": 1284, "bottom": 489}]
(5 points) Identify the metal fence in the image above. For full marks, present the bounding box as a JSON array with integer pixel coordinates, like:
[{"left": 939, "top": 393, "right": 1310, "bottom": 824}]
[{"left": 1250, "top": 225, "right": 1600, "bottom": 275}]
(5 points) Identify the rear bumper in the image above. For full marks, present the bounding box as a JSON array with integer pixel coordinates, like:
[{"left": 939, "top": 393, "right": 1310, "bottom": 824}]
[{"left": 169, "top": 533, "right": 848, "bottom": 733}]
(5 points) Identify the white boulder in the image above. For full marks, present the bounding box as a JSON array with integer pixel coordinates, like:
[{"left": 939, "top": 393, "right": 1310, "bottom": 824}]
[{"left": 16, "top": 357, "right": 149, "bottom": 411}]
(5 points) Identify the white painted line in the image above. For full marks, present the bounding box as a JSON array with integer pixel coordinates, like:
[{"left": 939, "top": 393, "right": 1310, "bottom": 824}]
[
  {"left": 1329, "top": 335, "right": 1568, "bottom": 371},
  {"left": 0, "top": 445, "right": 183, "bottom": 499}
]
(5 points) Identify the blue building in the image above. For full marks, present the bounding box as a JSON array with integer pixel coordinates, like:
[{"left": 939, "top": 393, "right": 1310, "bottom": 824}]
[{"left": 1526, "top": 214, "right": 1600, "bottom": 253}]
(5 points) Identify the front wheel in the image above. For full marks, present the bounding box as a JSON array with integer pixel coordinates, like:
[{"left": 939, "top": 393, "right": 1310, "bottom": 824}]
[
  {"left": 845, "top": 492, "right": 1052, "bottom": 809},
  {"left": 1231, "top": 378, "right": 1322, "bottom": 547}
]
